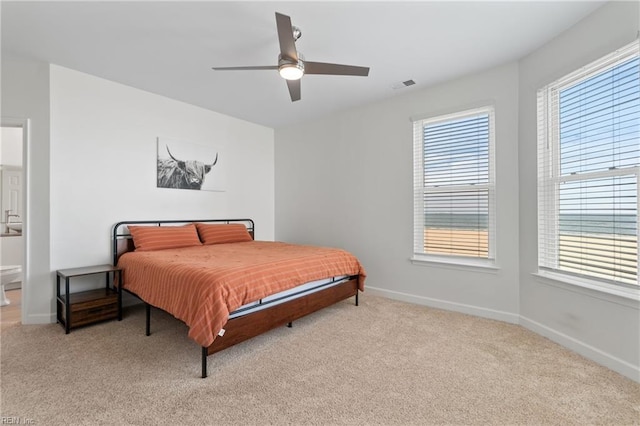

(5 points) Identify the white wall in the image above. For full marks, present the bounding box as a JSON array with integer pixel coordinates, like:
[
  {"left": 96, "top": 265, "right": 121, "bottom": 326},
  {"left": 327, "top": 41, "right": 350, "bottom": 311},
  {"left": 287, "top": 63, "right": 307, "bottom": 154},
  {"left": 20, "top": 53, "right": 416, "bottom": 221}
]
[
  {"left": 1, "top": 53, "right": 51, "bottom": 324},
  {"left": 275, "top": 61, "right": 521, "bottom": 323},
  {"left": 49, "top": 66, "right": 274, "bottom": 290},
  {"left": 1, "top": 127, "right": 23, "bottom": 166},
  {"left": 518, "top": 1, "right": 639, "bottom": 380}
]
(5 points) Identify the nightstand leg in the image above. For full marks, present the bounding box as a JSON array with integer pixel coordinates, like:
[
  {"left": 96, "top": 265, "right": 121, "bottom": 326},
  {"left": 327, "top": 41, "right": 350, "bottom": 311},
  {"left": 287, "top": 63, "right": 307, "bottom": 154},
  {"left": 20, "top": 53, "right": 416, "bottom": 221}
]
[
  {"left": 56, "top": 274, "right": 61, "bottom": 324},
  {"left": 65, "top": 277, "right": 71, "bottom": 334}
]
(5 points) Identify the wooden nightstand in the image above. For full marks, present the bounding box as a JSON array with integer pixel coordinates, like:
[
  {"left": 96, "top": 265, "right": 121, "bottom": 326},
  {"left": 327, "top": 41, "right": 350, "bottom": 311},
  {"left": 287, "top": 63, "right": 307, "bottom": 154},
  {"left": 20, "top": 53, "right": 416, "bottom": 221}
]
[{"left": 56, "top": 265, "right": 122, "bottom": 333}]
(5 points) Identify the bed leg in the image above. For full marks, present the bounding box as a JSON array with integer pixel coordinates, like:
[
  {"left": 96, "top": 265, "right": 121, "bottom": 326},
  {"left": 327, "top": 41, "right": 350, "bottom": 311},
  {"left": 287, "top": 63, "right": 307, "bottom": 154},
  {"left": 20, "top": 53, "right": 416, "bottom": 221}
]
[
  {"left": 287, "top": 322, "right": 293, "bottom": 328},
  {"left": 355, "top": 290, "right": 359, "bottom": 307},
  {"left": 145, "top": 303, "right": 151, "bottom": 336},
  {"left": 202, "top": 347, "right": 208, "bottom": 378}
]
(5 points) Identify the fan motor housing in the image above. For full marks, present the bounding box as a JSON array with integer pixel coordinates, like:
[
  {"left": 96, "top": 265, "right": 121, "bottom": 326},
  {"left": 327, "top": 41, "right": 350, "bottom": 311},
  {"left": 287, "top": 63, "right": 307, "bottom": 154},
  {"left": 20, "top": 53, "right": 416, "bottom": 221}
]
[{"left": 278, "top": 53, "right": 305, "bottom": 79}]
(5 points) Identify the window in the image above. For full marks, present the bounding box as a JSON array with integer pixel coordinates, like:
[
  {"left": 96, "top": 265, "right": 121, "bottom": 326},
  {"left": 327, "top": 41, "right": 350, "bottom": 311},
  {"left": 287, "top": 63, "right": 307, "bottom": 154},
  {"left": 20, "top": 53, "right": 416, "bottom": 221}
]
[
  {"left": 412, "top": 106, "right": 496, "bottom": 264},
  {"left": 537, "top": 40, "right": 639, "bottom": 288}
]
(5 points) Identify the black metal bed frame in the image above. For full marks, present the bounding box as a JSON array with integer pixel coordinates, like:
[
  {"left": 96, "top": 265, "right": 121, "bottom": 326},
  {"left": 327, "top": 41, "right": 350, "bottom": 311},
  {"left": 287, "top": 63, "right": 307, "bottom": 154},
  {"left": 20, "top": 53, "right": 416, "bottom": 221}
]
[{"left": 111, "top": 218, "right": 359, "bottom": 378}]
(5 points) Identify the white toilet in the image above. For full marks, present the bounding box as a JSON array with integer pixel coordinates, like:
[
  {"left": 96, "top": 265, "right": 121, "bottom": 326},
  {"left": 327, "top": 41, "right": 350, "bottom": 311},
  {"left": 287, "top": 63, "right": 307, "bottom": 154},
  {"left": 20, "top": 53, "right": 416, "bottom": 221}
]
[{"left": 0, "top": 265, "right": 22, "bottom": 306}]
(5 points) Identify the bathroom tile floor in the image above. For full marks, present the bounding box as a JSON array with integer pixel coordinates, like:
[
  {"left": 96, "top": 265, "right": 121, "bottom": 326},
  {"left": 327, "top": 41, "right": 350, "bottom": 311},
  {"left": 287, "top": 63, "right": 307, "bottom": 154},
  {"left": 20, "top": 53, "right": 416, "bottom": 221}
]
[{"left": 0, "top": 289, "right": 21, "bottom": 329}]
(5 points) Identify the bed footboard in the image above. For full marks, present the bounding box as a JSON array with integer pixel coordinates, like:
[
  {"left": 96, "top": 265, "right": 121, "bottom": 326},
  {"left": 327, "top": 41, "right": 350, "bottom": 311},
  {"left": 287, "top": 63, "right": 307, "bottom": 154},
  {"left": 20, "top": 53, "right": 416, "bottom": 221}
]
[{"left": 201, "top": 277, "right": 359, "bottom": 377}]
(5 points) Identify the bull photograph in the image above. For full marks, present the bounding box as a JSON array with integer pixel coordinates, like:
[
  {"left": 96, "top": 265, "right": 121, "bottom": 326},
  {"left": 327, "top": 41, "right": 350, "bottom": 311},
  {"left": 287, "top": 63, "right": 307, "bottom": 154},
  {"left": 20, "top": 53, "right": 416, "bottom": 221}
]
[{"left": 156, "top": 137, "right": 223, "bottom": 191}]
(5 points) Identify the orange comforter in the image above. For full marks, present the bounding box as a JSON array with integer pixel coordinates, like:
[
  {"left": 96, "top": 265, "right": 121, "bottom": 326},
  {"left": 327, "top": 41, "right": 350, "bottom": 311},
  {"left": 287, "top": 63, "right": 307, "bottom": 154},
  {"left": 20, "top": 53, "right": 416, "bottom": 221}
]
[{"left": 117, "top": 241, "right": 366, "bottom": 347}]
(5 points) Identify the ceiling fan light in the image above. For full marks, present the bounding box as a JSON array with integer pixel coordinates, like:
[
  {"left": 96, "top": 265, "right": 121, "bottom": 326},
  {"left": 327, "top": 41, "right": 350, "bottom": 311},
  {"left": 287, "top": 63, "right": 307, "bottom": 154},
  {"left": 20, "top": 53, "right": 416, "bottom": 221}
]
[{"left": 279, "top": 63, "right": 304, "bottom": 80}]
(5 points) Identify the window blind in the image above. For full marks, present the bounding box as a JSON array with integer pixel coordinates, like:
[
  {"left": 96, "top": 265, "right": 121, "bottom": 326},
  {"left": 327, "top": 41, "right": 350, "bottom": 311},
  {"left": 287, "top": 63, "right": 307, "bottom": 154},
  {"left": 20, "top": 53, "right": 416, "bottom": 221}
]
[
  {"left": 413, "top": 107, "right": 496, "bottom": 260},
  {"left": 538, "top": 40, "right": 639, "bottom": 287}
]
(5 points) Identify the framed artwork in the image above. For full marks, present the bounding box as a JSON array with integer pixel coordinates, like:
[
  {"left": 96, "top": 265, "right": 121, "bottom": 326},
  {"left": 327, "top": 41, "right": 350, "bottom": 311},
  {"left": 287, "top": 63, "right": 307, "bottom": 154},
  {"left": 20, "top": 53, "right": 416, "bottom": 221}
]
[{"left": 156, "top": 137, "right": 225, "bottom": 192}]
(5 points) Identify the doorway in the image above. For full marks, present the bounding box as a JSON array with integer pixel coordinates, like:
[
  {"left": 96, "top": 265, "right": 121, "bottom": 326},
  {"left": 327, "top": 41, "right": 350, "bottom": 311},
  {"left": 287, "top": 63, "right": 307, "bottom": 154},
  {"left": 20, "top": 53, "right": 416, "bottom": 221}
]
[{"left": 0, "top": 118, "right": 28, "bottom": 326}]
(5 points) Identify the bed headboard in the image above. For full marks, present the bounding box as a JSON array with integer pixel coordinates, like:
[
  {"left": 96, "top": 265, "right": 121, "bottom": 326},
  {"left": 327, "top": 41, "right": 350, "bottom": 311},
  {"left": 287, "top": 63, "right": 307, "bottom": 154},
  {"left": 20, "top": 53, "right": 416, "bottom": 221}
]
[{"left": 112, "top": 219, "right": 255, "bottom": 265}]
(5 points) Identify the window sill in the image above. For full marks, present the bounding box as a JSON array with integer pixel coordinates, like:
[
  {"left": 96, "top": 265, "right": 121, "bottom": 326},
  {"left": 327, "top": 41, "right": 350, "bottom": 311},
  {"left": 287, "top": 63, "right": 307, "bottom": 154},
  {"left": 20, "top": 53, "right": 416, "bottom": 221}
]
[
  {"left": 411, "top": 255, "right": 499, "bottom": 274},
  {"left": 532, "top": 271, "right": 640, "bottom": 308}
]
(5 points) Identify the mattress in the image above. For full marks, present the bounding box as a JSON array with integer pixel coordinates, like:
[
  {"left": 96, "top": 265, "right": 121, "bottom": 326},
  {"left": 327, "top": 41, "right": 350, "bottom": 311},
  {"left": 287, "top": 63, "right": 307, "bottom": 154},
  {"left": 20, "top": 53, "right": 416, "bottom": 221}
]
[{"left": 229, "top": 275, "right": 349, "bottom": 318}]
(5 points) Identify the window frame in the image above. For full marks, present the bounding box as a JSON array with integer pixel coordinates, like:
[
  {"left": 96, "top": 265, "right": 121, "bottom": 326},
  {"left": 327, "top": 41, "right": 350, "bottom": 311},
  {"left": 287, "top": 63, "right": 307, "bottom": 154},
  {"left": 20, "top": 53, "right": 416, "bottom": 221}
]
[
  {"left": 412, "top": 105, "right": 497, "bottom": 268},
  {"left": 536, "top": 39, "right": 640, "bottom": 292}
]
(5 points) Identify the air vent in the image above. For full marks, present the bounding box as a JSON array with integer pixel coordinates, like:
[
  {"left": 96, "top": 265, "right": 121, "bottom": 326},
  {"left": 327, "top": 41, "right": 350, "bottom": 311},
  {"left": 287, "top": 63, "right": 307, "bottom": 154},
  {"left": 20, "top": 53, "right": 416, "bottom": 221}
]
[{"left": 391, "top": 79, "right": 416, "bottom": 90}]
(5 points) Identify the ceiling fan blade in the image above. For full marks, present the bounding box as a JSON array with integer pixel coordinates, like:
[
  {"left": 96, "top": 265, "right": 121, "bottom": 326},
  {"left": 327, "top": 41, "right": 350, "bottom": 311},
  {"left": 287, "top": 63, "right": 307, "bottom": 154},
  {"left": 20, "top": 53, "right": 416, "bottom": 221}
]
[
  {"left": 212, "top": 65, "right": 278, "bottom": 71},
  {"left": 304, "top": 61, "right": 370, "bottom": 77},
  {"left": 286, "top": 79, "right": 301, "bottom": 102},
  {"left": 275, "top": 12, "right": 298, "bottom": 61}
]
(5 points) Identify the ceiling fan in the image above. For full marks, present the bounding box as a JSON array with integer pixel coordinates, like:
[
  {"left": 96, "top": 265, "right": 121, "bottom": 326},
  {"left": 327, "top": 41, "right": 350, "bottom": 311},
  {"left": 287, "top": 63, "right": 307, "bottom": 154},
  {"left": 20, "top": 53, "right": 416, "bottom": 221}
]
[{"left": 212, "top": 12, "right": 370, "bottom": 102}]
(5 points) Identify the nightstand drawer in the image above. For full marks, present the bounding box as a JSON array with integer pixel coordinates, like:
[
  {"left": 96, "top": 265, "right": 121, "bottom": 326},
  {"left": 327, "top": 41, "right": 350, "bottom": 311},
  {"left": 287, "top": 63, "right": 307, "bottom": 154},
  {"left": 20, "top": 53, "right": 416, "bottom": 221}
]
[
  {"left": 57, "top": 288, "right": 118, "bottom": 330},
  {"left": 68, "top": 303, "right": 118, "bottom": 328}
]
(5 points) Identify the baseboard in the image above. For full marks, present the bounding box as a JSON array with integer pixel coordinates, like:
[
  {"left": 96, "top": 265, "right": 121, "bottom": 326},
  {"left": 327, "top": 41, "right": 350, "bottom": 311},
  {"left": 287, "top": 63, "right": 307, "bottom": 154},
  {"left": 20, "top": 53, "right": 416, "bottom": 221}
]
[
  {"left": 22, "top": 312, "right": 56, "bottom": 325},
  {"left": 366, "top": 286, "right": 520, "bottom": 324},
  {"left": 520, "top": 315, "right": 640, "bottom": 383}
]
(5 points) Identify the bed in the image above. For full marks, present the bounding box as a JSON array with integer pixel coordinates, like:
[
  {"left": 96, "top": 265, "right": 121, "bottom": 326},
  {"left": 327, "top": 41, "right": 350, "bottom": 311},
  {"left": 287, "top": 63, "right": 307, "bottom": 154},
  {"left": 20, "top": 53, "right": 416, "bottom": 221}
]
[{"left": 112, "top": 219, "right": 366, "bottom": 377}]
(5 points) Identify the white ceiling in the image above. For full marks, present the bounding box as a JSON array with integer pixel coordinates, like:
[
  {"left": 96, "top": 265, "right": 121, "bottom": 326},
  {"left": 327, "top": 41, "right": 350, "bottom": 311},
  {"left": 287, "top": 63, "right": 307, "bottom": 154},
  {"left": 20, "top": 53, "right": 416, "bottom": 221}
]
[{"left": 2, "top": 1, "right": 605, "bottom": 129}]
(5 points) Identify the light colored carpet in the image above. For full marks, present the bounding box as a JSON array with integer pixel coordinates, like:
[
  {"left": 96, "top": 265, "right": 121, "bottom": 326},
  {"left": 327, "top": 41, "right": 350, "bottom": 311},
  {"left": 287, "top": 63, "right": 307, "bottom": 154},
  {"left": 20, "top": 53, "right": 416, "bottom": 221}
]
[{"left": 1, "top": 295, "right": 639, "bottom": 425}]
